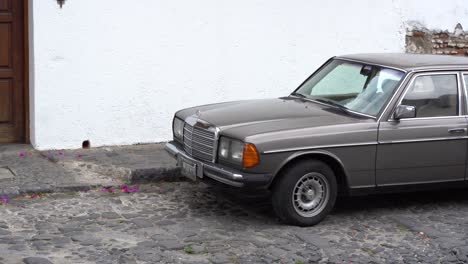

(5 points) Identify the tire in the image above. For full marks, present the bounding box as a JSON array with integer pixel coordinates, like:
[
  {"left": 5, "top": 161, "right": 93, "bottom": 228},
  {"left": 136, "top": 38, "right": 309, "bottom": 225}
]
[{"left": 271, "top": 160, "right": 337, "bottom": 226}]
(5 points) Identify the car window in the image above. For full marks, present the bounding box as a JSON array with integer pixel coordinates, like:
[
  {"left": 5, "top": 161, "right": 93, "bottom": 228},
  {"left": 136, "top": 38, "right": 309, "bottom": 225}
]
[
  {"left": 311, "top": 63, "right": 367, "bottom": 96},
  {"left": 401, "top": 74, "right": 458, "bottom": 118},
  {"left": 295, "top": 59, "right": 405, "bottom": 116}
]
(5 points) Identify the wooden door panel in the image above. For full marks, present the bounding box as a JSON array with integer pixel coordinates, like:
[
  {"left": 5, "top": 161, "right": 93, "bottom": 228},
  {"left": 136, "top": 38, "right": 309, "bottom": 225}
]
[
  {"left": 0, "top": 0, "right": 9, "bottom": 11},
  {"left": 0, "top": 79, "right": 11, "bottom": 122},
  {"left": 0, "top": 23, "right": 11, "bottom": 67},
  {"left": 0, "top": 0, "right": 24, "bottom": 143}
]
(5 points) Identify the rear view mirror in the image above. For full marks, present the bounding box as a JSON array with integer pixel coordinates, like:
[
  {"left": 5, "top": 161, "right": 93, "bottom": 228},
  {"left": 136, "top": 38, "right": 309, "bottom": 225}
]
[
  {"left": 394, "top": 105, "right": 416, "bottom": 120},
  {"left": 360, "top": 65, "right": 372, "bottom": 76}
]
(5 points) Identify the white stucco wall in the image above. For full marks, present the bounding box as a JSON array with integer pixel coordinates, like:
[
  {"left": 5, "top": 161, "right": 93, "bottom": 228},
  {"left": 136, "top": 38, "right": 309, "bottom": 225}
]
[{"left": 29, "top": 0, "right": 468, "bottom": 150}]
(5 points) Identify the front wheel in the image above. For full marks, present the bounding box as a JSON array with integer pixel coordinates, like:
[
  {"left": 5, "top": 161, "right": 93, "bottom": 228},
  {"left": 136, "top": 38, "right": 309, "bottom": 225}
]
[{"left": 272, "top": 160, "right": 337, "bottom": 226}]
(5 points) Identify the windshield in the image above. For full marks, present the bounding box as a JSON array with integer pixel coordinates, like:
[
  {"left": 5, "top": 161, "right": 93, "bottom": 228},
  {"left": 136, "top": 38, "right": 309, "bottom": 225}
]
[{"left": 293, "top": 59, "right": 405, "bottom": 117}]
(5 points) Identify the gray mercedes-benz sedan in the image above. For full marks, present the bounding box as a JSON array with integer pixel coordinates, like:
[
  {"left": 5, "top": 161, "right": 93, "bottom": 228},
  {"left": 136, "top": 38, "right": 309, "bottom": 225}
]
[{"left": 165, "top": 53, "right": 468, "bottom": 226}]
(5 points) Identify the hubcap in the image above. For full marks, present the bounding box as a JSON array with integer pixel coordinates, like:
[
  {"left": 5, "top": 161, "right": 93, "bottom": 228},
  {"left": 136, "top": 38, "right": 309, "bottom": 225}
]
[{"left": 292, "top": 172, "right": 329, "bottom": 217}]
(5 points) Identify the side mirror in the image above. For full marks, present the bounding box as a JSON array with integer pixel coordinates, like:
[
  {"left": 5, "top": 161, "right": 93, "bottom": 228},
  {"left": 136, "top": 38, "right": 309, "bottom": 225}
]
[{"left": 394, "top": 105, "right": 416, "bottom": 120}]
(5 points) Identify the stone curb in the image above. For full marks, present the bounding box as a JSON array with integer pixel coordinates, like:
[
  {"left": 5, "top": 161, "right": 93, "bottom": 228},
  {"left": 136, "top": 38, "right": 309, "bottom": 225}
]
[
  {"left": 0, "top": 184, "right": 98, "bottom": 199},
  {"left": 130, "top": 167, "right": 182, "bottom": 183},
  {"left": 0, "top": 165, "right": 182, "bottom": 199},
  {"left": 56, "top": 159, "right": 182, "bottom": 184}
]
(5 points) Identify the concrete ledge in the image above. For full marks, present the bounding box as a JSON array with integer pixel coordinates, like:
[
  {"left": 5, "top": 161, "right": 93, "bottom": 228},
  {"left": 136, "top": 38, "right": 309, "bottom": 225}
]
[{"left": 0, "top": 143, "right": 183, "bottom": 198}]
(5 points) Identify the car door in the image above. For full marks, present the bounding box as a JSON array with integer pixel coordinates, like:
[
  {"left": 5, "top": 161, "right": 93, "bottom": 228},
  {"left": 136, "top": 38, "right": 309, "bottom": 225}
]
[{"left": 376, "top": 72, "right": 468, "bottom": 186}]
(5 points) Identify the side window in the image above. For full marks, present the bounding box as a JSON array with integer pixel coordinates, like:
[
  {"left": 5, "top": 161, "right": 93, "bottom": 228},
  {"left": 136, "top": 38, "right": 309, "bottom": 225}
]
[{"left": 401, "top": 74, "right": 458, "bottom": 118}]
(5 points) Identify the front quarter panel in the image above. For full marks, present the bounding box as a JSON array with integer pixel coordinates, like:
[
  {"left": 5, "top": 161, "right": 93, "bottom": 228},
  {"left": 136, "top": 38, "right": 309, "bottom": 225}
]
[{"left": 246, "top": 121, "right": 378, "bottom": 189}]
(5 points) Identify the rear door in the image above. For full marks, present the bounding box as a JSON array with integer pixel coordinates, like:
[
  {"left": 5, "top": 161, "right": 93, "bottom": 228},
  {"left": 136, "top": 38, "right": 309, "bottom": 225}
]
[{"left": 377, "top": 72, "right": 468, "bottom": 186}]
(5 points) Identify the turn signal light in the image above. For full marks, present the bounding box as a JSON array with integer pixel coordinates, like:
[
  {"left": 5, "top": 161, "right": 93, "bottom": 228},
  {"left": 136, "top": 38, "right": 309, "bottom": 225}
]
[{"left": 243, "top": 143, "right": 260, "bottom": 168}]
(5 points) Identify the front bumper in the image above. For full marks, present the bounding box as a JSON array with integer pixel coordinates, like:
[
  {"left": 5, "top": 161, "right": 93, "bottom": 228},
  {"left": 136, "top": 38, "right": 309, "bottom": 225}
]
[{"left": 165, "top": 141, "right": 272, "bottom": 188}]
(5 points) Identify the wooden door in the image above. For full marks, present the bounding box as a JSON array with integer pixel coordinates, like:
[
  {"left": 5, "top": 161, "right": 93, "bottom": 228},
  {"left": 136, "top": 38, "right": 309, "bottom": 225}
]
[{"left": 0, "top": 0, "right": 25, "bottom": 143}]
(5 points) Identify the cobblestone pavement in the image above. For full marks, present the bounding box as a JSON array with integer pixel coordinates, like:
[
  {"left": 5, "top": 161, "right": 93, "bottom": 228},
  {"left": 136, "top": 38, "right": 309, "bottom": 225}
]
[{"left": 1, "top": 180, "right": 468, "bottom": 264}]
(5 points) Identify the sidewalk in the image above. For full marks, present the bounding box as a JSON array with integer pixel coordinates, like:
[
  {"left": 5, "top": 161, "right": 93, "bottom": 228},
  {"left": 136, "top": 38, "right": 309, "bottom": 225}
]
[{"left": 0, "top": 143, "right": 179, "bottom": 198}]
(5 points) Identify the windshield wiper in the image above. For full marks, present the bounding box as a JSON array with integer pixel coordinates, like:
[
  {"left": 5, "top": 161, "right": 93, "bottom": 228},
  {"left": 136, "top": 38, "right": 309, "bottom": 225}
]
[{"left": 314, "top": 98, "right": 350, "bottom": 113}]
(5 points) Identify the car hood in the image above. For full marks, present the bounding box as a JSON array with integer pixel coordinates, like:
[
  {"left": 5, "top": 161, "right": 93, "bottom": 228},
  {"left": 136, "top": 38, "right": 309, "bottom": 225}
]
[{"left": 176, "top": 97, "right": 371, "bottom": 140}]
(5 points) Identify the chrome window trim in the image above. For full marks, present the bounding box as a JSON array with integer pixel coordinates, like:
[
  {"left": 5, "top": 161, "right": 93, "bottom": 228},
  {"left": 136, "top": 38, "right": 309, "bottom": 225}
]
[
  {"left": 410, "top": 66, "right": 468, "bottom": 72},
  {"left": 462, "top": 72, "right": 468, "bottom": 115},
  {"left": 386, "top": 71, "right": 462, "bottom": 122},
  {"left": 336, "top": 57, "right": 408, "bottom": 73}
]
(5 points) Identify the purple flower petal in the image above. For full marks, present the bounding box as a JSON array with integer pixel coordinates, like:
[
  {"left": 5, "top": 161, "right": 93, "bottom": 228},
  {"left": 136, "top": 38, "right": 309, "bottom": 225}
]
[
  {"left": 101, "top": 187, "right": 107, "bottom": 192},
  {"left": 19, "top": 152, "right": 25, "bottom": 157}
]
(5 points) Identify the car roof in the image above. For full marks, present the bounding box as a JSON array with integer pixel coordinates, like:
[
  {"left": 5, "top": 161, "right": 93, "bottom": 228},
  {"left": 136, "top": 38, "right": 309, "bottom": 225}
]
[{"left": 336, "top": 53, "right": 468, "bottom": 72}]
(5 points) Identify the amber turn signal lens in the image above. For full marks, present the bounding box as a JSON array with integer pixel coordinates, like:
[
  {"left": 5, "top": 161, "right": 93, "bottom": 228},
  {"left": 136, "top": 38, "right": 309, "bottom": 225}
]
[{"left": 243, "top": 143, "right": 260, "bottom": 168}]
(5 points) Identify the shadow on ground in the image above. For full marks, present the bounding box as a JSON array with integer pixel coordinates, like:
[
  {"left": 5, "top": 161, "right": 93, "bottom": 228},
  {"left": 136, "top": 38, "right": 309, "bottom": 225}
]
[{"left": 185, "top": 182, "right": 468, "bottom": 224}]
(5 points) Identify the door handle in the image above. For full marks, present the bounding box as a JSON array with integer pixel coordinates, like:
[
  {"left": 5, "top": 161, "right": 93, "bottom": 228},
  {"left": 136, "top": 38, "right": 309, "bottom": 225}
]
[{"left": 448, "top": 128, "right": 467, "bottom": 134}]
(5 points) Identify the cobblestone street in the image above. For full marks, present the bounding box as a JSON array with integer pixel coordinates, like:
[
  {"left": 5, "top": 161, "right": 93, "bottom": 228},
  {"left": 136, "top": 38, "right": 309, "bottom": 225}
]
[{"left": 1, "top": 180, "right": 468, "bottom": 264}]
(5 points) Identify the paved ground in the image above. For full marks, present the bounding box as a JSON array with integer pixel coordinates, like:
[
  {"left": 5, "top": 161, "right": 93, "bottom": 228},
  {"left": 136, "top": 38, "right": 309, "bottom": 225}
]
[
  {"left": 0, "top": 144, "right": 178, "bottom": 198},
  {"left": 1, "top": 180, "right": 468, "bottom": 264}
]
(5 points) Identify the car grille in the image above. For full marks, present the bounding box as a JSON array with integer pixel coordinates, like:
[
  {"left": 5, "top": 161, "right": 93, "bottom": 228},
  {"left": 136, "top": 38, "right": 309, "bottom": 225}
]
[{"left": 183, "top": 122, "right": 215, "bottom": 162}]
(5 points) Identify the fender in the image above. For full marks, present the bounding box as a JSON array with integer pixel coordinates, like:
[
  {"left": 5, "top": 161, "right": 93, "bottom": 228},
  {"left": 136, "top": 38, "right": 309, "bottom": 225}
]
[{"left": 269, "top": 149, "right": 351, "bottom": 190}]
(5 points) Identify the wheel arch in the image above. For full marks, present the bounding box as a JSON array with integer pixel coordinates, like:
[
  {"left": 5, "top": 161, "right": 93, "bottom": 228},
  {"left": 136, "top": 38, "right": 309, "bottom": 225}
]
[{"left": 268, "top": 150, "right": 351, "bottom": 195}]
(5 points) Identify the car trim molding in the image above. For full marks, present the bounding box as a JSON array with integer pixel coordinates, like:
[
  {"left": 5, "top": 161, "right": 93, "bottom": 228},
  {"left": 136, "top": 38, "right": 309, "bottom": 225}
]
[
  {"left": 378, "top": 136, "right": 468, "bottom": 145},
  {"left": 377, "top": 178, "right": 463, "bottom": 187},
  {"left": 264, "top": 135, "right": 468, "bottom": 154},
  {"left": 262, "top": 142, "right": 377, "bottom": 154},
  {"left": 387, "top": 115, "right": 464, "bottom": 122}
]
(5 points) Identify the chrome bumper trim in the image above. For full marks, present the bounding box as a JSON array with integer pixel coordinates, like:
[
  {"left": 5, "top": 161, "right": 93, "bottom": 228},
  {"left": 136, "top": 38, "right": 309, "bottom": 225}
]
[{"left": 165, "top": 142, "right": 244, "bottom": 183}]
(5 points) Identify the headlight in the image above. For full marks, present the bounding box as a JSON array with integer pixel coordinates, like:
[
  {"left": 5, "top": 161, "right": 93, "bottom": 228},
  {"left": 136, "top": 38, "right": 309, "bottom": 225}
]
[
  {"left": 218, "top": 137, "right": 260, "bottom": 168},
  {"left": 173, "top": 117, "right": 184, "bottom": 140}
]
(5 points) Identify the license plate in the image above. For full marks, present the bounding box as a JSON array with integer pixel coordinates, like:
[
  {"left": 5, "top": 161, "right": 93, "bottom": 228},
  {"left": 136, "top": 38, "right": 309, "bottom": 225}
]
[{"left": 180, "top": 158, "right": 197, "bottom": 181}]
